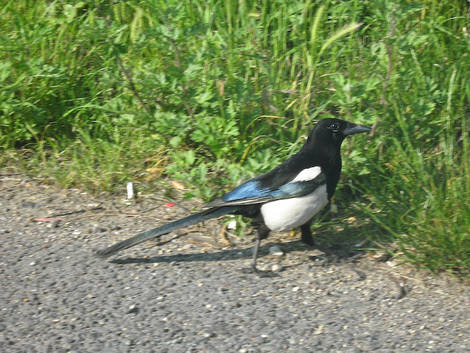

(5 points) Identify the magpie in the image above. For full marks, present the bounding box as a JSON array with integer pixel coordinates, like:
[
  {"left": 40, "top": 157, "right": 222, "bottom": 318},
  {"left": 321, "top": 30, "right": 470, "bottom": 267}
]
[{"left": 96, "top": 118, "right": 370, "bottom": 273}]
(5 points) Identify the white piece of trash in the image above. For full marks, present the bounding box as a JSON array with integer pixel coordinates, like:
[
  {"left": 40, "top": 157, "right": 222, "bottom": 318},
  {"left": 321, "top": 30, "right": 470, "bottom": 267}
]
[{"left": 126, "top": 182, "right": 134, "bottom": 199}]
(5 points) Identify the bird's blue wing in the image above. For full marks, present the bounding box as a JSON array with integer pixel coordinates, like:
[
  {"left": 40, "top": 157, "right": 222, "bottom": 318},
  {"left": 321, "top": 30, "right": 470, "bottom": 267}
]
[
  {"left": 222, "top": 180, "right": 271, "bottom": 202},
  {"left": 207, "top": 172, "right": 326, "bottom": 207}
]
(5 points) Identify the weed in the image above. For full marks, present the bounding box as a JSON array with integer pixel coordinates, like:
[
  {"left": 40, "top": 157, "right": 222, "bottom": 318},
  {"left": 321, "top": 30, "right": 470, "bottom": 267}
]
[{"left": 1, "top": 0, "right": 469, "bottom": 275}]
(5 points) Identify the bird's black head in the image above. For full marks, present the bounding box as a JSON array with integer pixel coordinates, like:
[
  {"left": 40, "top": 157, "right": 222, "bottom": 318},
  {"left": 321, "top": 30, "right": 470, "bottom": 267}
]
[{"left": 307, "top": 118, "right": 371, "bottom": 148}]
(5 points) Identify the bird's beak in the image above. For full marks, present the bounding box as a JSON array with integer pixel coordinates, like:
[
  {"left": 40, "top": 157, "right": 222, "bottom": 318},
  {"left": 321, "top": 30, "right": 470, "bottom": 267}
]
[{"left": 343, "top": 123, "right": 371, "bottom": 136}]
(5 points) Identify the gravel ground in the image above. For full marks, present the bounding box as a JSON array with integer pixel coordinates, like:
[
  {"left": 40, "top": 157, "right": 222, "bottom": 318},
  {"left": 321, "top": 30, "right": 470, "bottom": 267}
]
[{"left": 1, "top": 175, "right": 469, "bottom": 353}]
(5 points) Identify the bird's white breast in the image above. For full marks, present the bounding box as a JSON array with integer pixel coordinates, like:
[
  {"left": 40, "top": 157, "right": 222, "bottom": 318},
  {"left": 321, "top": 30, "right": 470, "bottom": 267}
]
[{"left": 261, "top": 185, "right": 328, "bottom": 232}]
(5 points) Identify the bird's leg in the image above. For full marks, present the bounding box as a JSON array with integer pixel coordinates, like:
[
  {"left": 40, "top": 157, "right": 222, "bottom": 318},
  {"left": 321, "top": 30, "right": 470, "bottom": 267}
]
[
  {"left": 251, "top": 234, "right": 262, "bottom": 272},
  {"left": 240, "top": 221, "right": 273, "bottom": 276},
  {"left": 251, "top": 223, "right": 270, "bottom": 272},
  {"left": 300, "top": 218, "right": 315, "bottom": 246}
]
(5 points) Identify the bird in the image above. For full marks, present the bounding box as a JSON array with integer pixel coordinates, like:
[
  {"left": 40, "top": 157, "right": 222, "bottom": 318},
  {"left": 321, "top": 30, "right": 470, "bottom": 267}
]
[{"left": 96, "top": 118, "right": 371, "bottom": 274}]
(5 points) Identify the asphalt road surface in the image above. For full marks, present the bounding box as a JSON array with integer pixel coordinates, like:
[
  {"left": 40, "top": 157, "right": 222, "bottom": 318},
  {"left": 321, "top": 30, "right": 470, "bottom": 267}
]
[{"left": 1, "top": 175, "right": 469, "bottom": 352}]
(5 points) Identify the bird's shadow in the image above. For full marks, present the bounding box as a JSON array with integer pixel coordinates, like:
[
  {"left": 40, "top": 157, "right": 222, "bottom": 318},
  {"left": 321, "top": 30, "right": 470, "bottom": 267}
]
[
  {"left": 110, "top": 236, "right": 364, "bottom": 266},
  {"left": 111, "top": 245, "right": 251, "bottom": 265}
]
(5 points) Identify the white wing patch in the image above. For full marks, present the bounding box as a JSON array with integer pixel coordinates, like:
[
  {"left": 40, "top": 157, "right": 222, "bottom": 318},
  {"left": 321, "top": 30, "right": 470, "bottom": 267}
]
[{"left": 292, "top": 166, "right": 322, "bottom": 182}]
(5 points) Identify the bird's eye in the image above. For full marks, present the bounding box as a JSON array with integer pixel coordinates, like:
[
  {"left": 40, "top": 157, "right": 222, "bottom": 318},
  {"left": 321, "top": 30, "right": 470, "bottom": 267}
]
[{"left": 329, "top": 123, "right": 339, "bottom": 131}]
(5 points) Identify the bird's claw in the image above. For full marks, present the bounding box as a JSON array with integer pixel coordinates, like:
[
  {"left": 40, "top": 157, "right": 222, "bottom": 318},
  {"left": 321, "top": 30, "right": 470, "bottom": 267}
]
[{"left": 240, "top": 265, "right": 278, "bottom": 277}]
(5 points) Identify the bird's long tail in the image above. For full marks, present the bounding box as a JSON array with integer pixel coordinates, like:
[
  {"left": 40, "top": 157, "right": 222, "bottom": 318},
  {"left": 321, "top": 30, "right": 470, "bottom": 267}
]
[{"left": 95, "top": 206, "right": 238, "bottom": 258}]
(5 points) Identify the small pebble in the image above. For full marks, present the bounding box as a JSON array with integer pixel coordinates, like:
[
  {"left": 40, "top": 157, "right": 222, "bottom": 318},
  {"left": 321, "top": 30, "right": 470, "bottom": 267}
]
[
  {"left": 127, "top": 304, "right": 139, "bottom": 314},
  {"left": 180, "top": 244, "right": 193, "bottom": 250},
  {"left": 91, "top": 224, "right": 106, "bottom": 233},
  {"left": 217, "top": 287, "right": 228, "bottom": 294},
  {"left": 269, "top": 245, "right": 284, "bottom": 256},
  {"left": 47, "top": 221, "right": 60, "bottom": 228}
]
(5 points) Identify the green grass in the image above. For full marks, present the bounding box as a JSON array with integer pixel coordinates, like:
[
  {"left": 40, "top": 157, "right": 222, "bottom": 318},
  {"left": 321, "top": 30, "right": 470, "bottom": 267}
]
[{"left": 1, "top": 0, "right": 469, "bottom": 276}]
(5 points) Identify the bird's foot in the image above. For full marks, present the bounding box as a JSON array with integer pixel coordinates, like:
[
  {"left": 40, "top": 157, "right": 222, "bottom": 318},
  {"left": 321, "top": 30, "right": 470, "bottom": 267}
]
[{"left": 240, "top": 265, "right": 278, "bottom": 277}]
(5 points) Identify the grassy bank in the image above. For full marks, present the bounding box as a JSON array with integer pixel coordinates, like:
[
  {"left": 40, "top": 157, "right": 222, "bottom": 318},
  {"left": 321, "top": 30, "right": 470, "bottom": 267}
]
[{"left": 1, "top": 0, "right": 469, "bottom": 275}]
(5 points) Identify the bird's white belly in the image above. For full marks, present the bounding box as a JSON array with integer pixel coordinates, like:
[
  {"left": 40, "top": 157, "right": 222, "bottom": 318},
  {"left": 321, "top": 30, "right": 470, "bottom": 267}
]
[{"left": 260, "top": 185, "right": 328, "bottom": 231}]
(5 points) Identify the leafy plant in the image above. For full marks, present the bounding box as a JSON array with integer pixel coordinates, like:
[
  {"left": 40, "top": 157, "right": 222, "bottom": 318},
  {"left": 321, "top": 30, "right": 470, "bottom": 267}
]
[{"left": 1, "top": 0, "right": 469, "bottom": 275}]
